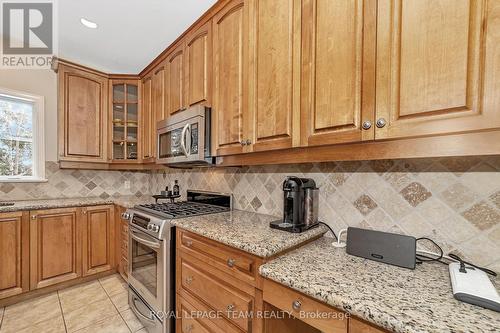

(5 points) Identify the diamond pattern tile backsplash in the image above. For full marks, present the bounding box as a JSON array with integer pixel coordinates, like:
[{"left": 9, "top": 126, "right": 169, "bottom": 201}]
[{"left": 1, "top": 157, "right": 499, "bottom": 271}]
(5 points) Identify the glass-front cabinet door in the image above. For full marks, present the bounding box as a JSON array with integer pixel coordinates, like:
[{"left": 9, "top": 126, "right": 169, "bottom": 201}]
[{"left": 111, "top": 80, "right": 140, "bottom": 161}]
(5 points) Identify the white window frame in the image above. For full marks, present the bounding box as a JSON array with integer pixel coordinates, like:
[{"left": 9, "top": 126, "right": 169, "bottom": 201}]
[{"left": 0, "top": 87, "right": 46, "bottom": 183}]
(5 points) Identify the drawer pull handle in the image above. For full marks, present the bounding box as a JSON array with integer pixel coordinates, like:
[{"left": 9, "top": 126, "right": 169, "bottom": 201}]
[
  {"left": 227, "top": 304, "right": 235, "bottom": 311},
  {"left": 186, "top": 240, "right": 193, "bottom": 247},
  {"left": 185, "top": 324, "right": 193, "bottom": 332},
  {"left": 292, "top": 300, "right": 302, "bottom": 311},
  {"left": 227, "top": 258, "right": 236, "bottom": 268},
  {"left": 185, "top": 276, "right": 193, "bottom": 285}
]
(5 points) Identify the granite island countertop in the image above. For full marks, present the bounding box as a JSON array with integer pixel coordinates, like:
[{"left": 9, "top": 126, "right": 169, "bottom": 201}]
[
  {"left": 259, "top": 237, "right": 500, "bottom": 333},
  {"left": 171, "top": 210, "right": 327, "bottom": 258},
  {"left": 0, "top": 195, "right": 156, "bottom": 213}
]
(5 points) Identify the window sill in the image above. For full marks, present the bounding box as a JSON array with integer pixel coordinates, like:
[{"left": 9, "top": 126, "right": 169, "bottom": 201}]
[{"left": 0, "top": 178, "right": 48, "bottom": 183}]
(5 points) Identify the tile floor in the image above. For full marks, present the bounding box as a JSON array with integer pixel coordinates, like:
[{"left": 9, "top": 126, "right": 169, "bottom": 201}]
[{"left": 0, "top": 274, "right": 147, "bottom": 333}]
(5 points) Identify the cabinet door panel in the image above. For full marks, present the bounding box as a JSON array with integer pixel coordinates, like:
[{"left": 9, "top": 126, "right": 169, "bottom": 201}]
[
  {"left": 142, "top": 76, "right": 153, "bottom": 159},
  {"left": 58, "top": 64, "right": 108, "bottom": 162},
  {"left": 82, "top": 206, "right": 114, "bottom": 276},
  {"left": 0, "top": 212, "right": 29, "bottom": 299},
  {"left": 376, "top": 0, "right": 500, "bottom": 139},
  {"left": 213, "top": 0, "right": 248, "bottom": 156},
  {"left": 301, "top": 0, "right": 376, "bottom": 146},
  {"left": 30, "top": 208, "right": 81, "bottom": 290},
  {"left": 152, "top": 66, "right": 165, "bottom": 157},
  {"left": 167, "top": 46, "right": 185, "bottom": 115},
  {"left": 249, "top": 0, "right": 298, "bottom": 151},
  {"left": 186, "top": 22, "right": 212, "bottom": 107}
]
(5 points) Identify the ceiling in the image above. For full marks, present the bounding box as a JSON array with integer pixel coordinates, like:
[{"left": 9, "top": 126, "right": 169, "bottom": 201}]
[{"left": 58, "top": 0, "right": 217, "bottom": 74}]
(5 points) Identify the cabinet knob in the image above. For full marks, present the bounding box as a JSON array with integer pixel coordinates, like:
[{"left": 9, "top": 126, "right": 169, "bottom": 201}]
[
  {"left": 362, "top": 120, "right": 372, "bottom": 130},
  {"left": 185, "top": 276, "right": 193, "bottom": 285},
  {"left": 31, "top": 215, "right": 37, "bottom": 220},
  {"left": 227, "top": 258, "right": 236, "bottom": 268},
  {"left": 185, "top": 324, "right": 193, "bottom": 333},
  {"left": 376, "top": 118, "right": 387, "bottom": 128},
  {"left": 185, "top": 240, "right": 193, "bottom": 247},
  {"left": 82, "top": 209, "right": 87, "bottom": 215},
  {"left": 292, "top": 300, "right": 302, "bottom": 311},
  {"left": 227, "top": 304, "right": 235, "bottom": 311},
  {"left": 245, "top": 139, "right": 252, "bottom": 145},
  {"left": 240, "top": 140, "right": 246, "bottom": 146}
]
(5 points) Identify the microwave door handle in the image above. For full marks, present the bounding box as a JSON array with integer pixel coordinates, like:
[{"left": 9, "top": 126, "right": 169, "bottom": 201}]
[
  {"left": 181, "top": 123, "right": 190, "bottom": 156},
  {"left": 185, "top": 124, "right": 192, "bottom": 156},
  {"left": 130, "top": 232, "right": 161, "bottom": 250}
]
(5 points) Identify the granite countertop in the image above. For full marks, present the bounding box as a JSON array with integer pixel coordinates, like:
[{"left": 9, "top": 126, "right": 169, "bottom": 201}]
[
  {"left": 171, "top": 210, "right": 327, "bottom": 258},
  {"left": 0, "top": 195, "right": 156, "bottom": 213},
  {"left": 259, "top": 237, "right": 500, "bottom": 333}
]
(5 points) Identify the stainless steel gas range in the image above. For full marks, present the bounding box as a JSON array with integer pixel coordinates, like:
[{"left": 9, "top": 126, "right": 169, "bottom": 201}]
[{"left": 121, "top": 190, "right": 232, "bottom": 333}]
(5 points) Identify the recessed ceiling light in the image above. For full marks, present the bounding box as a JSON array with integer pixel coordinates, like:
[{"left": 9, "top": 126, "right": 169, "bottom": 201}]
[{"left": 80, "top": 18, "right": 98, "bottom": 29}]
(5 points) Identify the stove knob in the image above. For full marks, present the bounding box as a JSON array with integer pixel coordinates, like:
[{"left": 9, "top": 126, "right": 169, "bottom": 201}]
[
  {"left": 121, "top": 212, "right": 130, "bottom": 220},
  {"left": 147, "top": 224, "right": 152, "bottom": 231},
  {"left": 151, "top": 225, "right": 160, "bottom": 233}
]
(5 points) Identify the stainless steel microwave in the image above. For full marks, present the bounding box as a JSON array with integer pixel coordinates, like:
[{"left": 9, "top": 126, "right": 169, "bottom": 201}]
[{"left": 156, "top": 105, "right": 214, "bottom": 166}]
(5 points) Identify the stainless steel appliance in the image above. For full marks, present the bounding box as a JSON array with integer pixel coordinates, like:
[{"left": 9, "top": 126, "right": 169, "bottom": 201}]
[
  {"left": 270, "top": 177, "right": 319, "bottom": 233},
  {"left": 157, "top": 105, "right": 215, "bottom": 166},
  {"left": 122, "top": 190, "right": 232, "bottom": 333}
]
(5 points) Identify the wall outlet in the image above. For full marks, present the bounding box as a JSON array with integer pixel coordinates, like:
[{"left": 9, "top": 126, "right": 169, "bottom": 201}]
[{"left": 124, "top": 181, "right": 131, "bottom": 190}]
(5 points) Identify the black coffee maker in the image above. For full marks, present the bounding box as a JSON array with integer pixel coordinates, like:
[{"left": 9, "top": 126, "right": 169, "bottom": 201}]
[{"left": 270, "top": 177, "right": 320, "bottom": 233}]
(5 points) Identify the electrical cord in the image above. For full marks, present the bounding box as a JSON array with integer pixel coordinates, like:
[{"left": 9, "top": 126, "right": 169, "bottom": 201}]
[
  {"left": 415, "top": 238, "right": 497, "bottom": 277},
  {"left": 319, "top": 222, "right": 337, "bottom": 241}
]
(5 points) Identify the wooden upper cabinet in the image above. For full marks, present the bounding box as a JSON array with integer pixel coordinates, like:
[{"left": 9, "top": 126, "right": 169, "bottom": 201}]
[
  {"left": 82, "top": 205, "right": 115, "bottom": 276},
  {"left": 213, "top": 0, "right": 248, "bottom": 156},
  {"left": 30, "top": 207, "right": 82, "bottom": 290},
  {"left": 141, "top": 76, "right": 154, "bottom": 160},
  {"left": 0, "top": 211, "right": 29, "bottom": 300},
  {"left": 58, "top": 64, "right": 108, "bottom": 162},
  {"left": 152, "top": 65, "right": 166, "bottom": 156},
  {"left": 301, "top": 0, "right": 376, "bottom": 147},
  {"left": 166, "top": 44, "right": 186, "bottom": 115},
  {"left": 247, "top": 0, "right": 300, "bottom": 152},
  {"left": 185, "top": 21, "right": 212, "bottom": 107},
  {"left": 375, "top": 0, "right": 500, "bottom": 139}
]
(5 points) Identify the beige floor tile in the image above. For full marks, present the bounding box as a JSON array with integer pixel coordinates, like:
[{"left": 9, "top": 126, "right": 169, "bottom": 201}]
[
  {"left": 135, "top": 329, "right": 148, "bottom": 333},
  {"left": 1, "top": 293, "right": 61, "bottom": 332},
  {"left": 12, "top": 315, "right": 66, "bottom": 333},
  {"left": 64, "top": 297, "right": 118, "bottom": 332},
  {"left": 110, "top": 291, "right": 130, "bottom": 311},
  {"left": 74, "top": 314, "right": 130, "bottom": 333},
  {"left": 99, "top": 274, "right": 127, "bottom": 296},
  {"left": 59, "top": 280, "right": 108, "bottom": 314},
  {"left": 120, "top": 309, "right": 144, "bottom": 332}
]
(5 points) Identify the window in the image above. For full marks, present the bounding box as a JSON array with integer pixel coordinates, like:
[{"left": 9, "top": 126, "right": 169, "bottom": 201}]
[{"left": 0, "top": 88, "right": 45, "bottom": 182}]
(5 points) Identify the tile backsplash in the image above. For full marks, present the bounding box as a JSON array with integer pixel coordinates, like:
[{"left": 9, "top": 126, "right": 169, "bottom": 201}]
[{"left": 1, "top": 157, "right": 499, "bottom": 270}]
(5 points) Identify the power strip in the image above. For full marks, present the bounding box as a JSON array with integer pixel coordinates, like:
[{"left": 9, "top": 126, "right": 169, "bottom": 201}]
[{"left": 449, "top": 262, "right": 500, "bottom": 312}]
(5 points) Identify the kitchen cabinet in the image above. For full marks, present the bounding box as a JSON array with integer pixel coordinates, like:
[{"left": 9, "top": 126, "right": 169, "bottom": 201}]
[
  {"left": 0, "top": 211, "right": 29, "bottom": 300},
  {"left": 141, "top": 75, "right": 154, "bottom": 160},
  {"left": 109, "top": 80, "right": 140, "bottom": 161},
  {"left": 58, "top": 64, "right": 108, "bottom": 163},
  {"left": 213, "top": 0, "right": 249, "bottom": 156},
  {"left": 82, "top": 205, "right": 115, "bottom": 276},
  {"left": 152, "top": 64, "right": 166, "bottom": 155},
  {"left": 247, "top": 0, "right": 300, "bottom": 152},
  {"left": 115, "top": 205, "right": 129, "bottom": 280},
  {"left": 29, "top": 207, "right": 82, "bottom": 290},
  {"left": 375, "top": 0, "right": 500, "bottom": 139},
  {"left": 166, "top": 43, "right": 186, "bottom": 115},
  {"left": 185, "top": 21, "right": 212, "bottom": 108},
  {"left": 300, "top": 0, "right": 376, "bottom": 146}
]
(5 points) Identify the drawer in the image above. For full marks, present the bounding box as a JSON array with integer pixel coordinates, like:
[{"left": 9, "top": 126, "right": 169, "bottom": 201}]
[
  {"left": 178, "top": 230, "right": 258, "bottom": 284},
  {"left": 178, "top": 293, "right": 242, "bottom": 333},
  {"left": 263, "top": 279, "right": 347, "bottom": 333},
  {"left": 180, "top": 260, "right": 253, "bottom": 332}
]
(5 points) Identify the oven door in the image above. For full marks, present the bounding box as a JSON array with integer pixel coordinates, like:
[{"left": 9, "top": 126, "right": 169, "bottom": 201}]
[
  {"left": 157, "top": 115, "right": 205, "bottom": 164},
  {"left": 128, "top": 227, "right": 164, "bottom": 311}
]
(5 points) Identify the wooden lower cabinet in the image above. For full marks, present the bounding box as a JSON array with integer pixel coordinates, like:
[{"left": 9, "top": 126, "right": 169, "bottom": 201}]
[
  {"left": 115, "top": 205, "right": 129, "bottom": 280},
  {"left": 30, "top": 207, "right": 82, "bottom": 290},
  {"left": 0, "top": 211, "right": 29, "bottom": 300},
  {"left": 82, "top": 205, "right": 115, "bottom": 276}
]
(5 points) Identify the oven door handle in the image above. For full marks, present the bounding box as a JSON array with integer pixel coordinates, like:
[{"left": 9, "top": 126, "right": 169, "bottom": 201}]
[
  {"left": 180, "top": 123, "right": 191, "bottom": 157},
  {"left": 131, "top": 294, "right": 157, "bottom": 324},
  {"left": 130, "top": 231, "right": 161, "bottom": 250}
]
